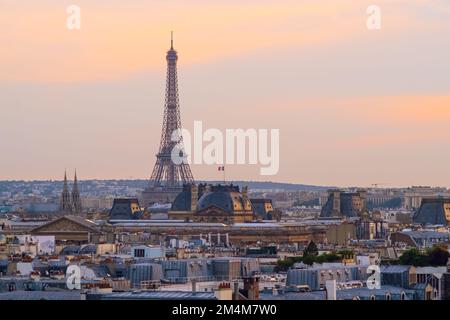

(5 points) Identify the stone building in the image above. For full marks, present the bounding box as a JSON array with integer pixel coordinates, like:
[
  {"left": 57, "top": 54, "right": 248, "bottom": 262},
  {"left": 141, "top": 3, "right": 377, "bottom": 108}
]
[
  {"left": 250, "top": 199, "right": 275, "bottom": 220},
  {"left": 413, "top": 198, "right": 450, "bottom": 226},
  {"left": 168, "top": 184, "right": 254, "bottom": 223},
  {"left": 109, "top": 198, "right": 144, "bottom": 220},
  {"left": 320, "top": 189, "right": 368, "bottom": 218},
  {"left": 30, "top": 216, "right": 101, "bottom": 245}
]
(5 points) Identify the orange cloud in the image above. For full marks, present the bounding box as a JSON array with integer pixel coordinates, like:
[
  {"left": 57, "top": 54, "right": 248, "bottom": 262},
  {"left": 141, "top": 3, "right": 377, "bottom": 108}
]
[{"left": 337, "top": 96, "right": 450, "bottom": 125}]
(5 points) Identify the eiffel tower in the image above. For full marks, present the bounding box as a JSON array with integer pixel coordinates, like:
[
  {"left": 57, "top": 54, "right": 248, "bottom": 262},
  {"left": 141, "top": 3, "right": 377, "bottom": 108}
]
[{"left": 142, "top": 33, "right": 194, "bottom": 205}]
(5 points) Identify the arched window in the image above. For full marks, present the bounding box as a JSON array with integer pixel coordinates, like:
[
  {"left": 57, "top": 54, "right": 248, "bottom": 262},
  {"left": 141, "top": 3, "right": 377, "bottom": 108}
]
[
  {"left": 401, "top": 292, "right": 406, "bottom": 300},
  {"left": 385, "top": 293, "right": 391, "bottom": 300},
  {"left": 370, "top": 295, "right": 376, "bottom": 300}
]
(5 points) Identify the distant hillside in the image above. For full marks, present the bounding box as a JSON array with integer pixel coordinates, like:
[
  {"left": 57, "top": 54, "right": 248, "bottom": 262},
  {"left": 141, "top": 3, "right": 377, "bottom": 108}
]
[
  {"left": 197, "top": 181, "right": 334, "bottom": 192},
  {"left": 0, "top": 179, "right": 333, "bottom": 194}
]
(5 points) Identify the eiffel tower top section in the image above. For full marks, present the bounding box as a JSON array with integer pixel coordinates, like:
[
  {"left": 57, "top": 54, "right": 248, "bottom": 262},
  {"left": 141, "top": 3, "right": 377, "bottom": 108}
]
[{"left": 157, "top": 31, "right": 182, "bottom": 155}]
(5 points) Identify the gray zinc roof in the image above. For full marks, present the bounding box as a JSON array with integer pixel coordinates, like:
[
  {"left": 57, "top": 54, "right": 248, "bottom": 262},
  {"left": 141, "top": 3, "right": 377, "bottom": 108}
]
[{"left": 100, "top": 290, "right": 216, "bottom": 300}]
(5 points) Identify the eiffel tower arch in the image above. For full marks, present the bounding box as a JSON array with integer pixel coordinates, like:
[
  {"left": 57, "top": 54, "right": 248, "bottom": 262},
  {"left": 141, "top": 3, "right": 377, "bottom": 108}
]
[{"left": 142, "top": 33, "right": 194, "bottom": 206}]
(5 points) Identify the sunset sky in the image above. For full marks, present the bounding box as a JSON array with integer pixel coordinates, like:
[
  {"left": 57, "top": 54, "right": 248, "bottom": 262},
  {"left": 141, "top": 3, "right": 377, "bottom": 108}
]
[{"left": 1, "top": 0, "right": 450, "bottom": 187}]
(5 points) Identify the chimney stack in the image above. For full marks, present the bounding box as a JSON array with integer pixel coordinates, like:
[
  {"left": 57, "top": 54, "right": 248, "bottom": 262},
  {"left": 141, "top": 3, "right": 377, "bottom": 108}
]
[
  {"left": 215, "top": 282, "right": 232, "bottom": 300},
  {"left": 191, "top": 184, "right": 198, "bottom": 212},
  {"left": 233, "top": 281, "right": 240, "bottom": 300},
  {"left": 325, "top": 279, "right": 337, "bottom": 300},
  {"left": 243, "top": 275, "right": 260, "bottom": 300},
  {"left": 192, "top": 279, "right": 197, "bottom": 294}
]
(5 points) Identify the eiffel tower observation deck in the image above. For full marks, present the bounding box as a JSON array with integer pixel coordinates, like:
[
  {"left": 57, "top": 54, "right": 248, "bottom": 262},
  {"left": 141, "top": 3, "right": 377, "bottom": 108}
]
[{"left": 142, "top": 33, "right": 194, "bottom": 206}]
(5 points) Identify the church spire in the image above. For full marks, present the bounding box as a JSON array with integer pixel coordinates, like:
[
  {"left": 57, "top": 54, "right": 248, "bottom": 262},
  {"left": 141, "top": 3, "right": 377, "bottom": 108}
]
[
  {"left": 60, "top": 170, "right": 73, "bottom": 214},
  {"left": 63, "top": 170, "right": 68, "bottom": 190},
  {"left": 72, "top": 170, "right": 82, "bottom": 214}
]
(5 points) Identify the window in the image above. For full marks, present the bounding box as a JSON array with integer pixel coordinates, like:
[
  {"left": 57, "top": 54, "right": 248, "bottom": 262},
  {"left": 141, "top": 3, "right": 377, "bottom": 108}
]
[
  {"left": 134, "top": 248, "right": 145, "bottom": 258},
  {"left": 385, "top": 293, "right": 391, "bottom": 300},
  {"left": 401, "top": 292, "right": 406, "bottom": 300},
  {"left": 370, "top": 295, "right": 376, "bottom": 300}
]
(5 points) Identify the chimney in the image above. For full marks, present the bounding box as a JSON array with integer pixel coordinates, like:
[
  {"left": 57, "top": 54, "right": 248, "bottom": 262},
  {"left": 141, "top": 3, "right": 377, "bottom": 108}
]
[
  {"left": 243, "top": 275, "right": 260, "bottom": 300},
  {"left": 215, "top": 282, "right": 232, "bottom": 300},
  {"left": 272, "top": 287, "right": 278, "bottom": 296},
  {"left": 325, "top": 279, "right": 337, "bottom": 300},
  {"left": 191, "top": 184, "right": 198, "bottom": 212},
  {"left": 233, "top": 281, "right": 240, "bottom": 300},
  {"left": 192, "top": 279, "right": 197, "bottom": 294},
  {"left": 242, "top": 186, "right": 248, "bottom": 198}
]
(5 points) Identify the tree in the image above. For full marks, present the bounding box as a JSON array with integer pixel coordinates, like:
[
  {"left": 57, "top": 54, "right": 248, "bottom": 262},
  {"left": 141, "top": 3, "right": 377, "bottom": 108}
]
[
  {"left": 428, "top": 246, "right": 450, "bottom": 266},
  {"left": 302, "top": 255, "right": 316, "bottom": 265},
  {"left": 303, "top": 241, "right": 318, "bottom": 257},
  {"left": 325, "top": 253, "right": 341, "bottom": 263},
  {"left": 399, "top": 246, "right": 449, "bottom": 267},
  {"left": 399, "top": 248, "right": 428, "bottom": 266},
  {"left": 276, "top": 259, "right": 293, "bottom": 272},
  {"left": 275, "top": 256, "right": 303, "bottom": 271}
]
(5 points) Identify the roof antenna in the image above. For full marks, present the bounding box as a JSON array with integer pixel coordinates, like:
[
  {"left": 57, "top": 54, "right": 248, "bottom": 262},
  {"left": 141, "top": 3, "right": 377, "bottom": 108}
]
[{"left": 171, "top": 31, "right": 174, "bottom": 50}]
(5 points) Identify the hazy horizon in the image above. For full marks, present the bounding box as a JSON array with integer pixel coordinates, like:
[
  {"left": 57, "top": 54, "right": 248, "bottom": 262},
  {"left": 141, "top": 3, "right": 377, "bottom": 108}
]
[
  {"left": 0, "top": 178, "right": 447, "bottom": 191},
  {"left": 1, "top": 1, "right": 450, "bottom": 187}
]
